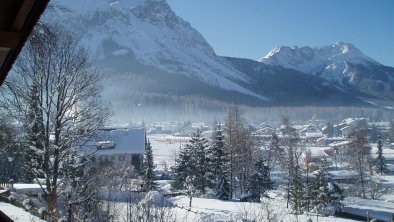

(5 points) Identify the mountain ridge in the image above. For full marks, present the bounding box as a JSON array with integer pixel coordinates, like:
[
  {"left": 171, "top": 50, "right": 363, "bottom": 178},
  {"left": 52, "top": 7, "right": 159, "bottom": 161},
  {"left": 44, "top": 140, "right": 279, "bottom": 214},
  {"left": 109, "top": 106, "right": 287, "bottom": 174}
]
[
  {"left": 259, "top": 42, "right": 394, "bottom": 101},
  {"left": 49, "top": 0, "right": 393, "bottom": 111}
]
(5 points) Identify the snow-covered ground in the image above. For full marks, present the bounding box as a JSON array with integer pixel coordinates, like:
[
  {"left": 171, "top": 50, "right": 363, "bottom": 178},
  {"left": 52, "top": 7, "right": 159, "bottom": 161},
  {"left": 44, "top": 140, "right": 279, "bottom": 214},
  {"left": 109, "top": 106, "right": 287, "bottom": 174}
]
[
  {"left": 148, "top": 134, "right": 190, "bottom": 168},
  {"left": 109, "top": 189, "right": 361, "bottom": 222},
  {"left": 145, "top": 134, "right": 391, "bottom": 221},
  {"left": 2, "top": 133, "right": 393, "bottom": 221},
  {"left": 0, "top": 202, "right": 45, "bottom": 222},
  {"left": 343, "top": 199, "right": 394, "bottom": 221},
  {"left": 147, "top": 134, "right": 394, "bottom": 222},
  {"left": 169, "top": 195, "right": 360, "bottom": 222}
]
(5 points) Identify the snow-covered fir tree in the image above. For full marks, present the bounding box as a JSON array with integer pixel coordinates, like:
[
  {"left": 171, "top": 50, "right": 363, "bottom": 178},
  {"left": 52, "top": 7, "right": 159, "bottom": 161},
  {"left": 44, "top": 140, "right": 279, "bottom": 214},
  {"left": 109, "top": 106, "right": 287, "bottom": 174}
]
[
  {"left": 210, "top": 123, "right": 231, "bottom": 200},
  {"left": 191, "top": 129, "right": 211, "bottom": 193},
  {"left": 309, "top": 158, "right": 343, "bottom": 213},
  {"left": 310, "top": 161, "right": 330, "bottom": 207},
  {"left": 172, "top": 129, "right": 211, "bottom": 193},
  {"left": 0, "top": 118, "right": 24, "bottom": 182},
  {"left": 290, "top": 165, "right": 305, "bottom": 214},
  {"left": 24, "top": 83, "right": 45, "bottom": 183},
  {"left": 375, "top": 135, "right": 388, "bottom": 175},
  {"left": 216, "top": 172, "right": 231, "bottom": 200},
  {"left": 330, "top": 182, "right": 344, "bottom": 211},
  {"left": 267, "top": 132, "right": 282, "bottom": 168},
  {"left": 172, "top": 142, "right": 194, "bottom": 190},
  {"left": 143, "top": 138, "right": 158, "bottom": 191},
  {"left": 247, "top": 159, "right": 273, "bottom": 202}
]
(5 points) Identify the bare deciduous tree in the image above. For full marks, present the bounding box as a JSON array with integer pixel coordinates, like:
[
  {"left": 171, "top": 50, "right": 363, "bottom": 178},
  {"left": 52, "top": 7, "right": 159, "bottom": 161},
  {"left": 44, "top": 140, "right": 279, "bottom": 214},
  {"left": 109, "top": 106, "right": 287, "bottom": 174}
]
[
  {"left": 1, "top": 26, "right": 111, "bottom": 215},
  {"left": 348, "top": 128, "right": 371, "bottom": 198},
  {"left": 225, "top": 105, "right": 259, "bottom": 198},
  {"left": 279, "top": 118, "right": 304, "bottom": 208}
]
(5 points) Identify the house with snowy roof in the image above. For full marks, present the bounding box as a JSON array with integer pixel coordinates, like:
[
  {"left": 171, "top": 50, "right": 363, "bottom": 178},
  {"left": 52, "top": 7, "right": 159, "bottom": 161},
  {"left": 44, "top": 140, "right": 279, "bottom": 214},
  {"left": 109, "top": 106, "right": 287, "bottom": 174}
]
[
  {"left": 328, "top": 170, "right": 359, "bottom": 184},
  {"left": 255, "top": 125, "right": 275, "bottom": 136},
  {"left": 303, "top": 146, "right": 333, "bottom": 172},
  {"left": 329, "top": 140, "right": 353, "bottom": 168},
  {"left": 80, "top": 128, "right": 146, "bottom": 176}
]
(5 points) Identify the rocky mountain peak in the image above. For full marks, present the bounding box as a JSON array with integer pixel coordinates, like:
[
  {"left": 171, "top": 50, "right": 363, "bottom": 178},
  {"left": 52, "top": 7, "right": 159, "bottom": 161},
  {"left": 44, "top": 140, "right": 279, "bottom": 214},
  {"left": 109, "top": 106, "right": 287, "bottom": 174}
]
[
  {"left": 259, "top": 42, "right": 381, "bottom": 84},
  {"left": 132, "top": 0, "right": 179, "bottom": 28}
]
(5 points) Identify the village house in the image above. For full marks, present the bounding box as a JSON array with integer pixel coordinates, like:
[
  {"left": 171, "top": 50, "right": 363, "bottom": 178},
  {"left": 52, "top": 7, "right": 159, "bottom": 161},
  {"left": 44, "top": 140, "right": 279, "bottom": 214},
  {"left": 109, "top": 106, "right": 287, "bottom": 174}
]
[
  {"left": 327, "top": 170, "right": 359, "bottom": 184},
  {"left": 339, "top": 125, "right": 353, "bottom": 137},
  {"left": 303, "top": 146, "right": 333, "bottom": 172},
  {"left": 304, "top": 132, "right": 324, "bottom": 145},
  {"left": 255, "top": 125, "right": 275, "bottom": 136},
  {"left": 329, "top": 140, "right": 352, "bottom": 168},
  {"left": 299, "top": 124, "right": 319, "bottom": 136},
  {"left": 81, "top": 128, "right": 146, "bottom": 176}
]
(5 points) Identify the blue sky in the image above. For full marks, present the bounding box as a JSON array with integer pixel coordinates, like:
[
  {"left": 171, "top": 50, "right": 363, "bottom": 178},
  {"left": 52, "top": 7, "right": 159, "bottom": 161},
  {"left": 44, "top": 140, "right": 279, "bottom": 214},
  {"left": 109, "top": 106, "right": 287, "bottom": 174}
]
[{"left": 167, "top": 0, "right": 394, "bottom": 66}]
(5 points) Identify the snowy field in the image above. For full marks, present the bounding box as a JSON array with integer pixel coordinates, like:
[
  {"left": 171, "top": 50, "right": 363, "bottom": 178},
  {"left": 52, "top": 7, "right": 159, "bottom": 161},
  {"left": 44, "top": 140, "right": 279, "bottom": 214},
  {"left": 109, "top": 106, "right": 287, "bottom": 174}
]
[{"left": 148, "top": 134, "right": 190, "bottom": 168}]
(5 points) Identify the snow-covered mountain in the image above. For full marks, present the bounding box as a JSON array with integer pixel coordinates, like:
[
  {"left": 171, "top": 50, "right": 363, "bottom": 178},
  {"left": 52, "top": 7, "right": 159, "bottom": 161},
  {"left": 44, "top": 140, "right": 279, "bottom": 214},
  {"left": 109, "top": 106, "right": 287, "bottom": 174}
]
[
  {"left": 260, "top": 42, "right": 394, "bottom": 100},
  {"left": 260, "top": 42, "right": 381, "bottom": 84},
  {"left": 53, "top": 0, "right": 267, "bottom": 101},
  {"left": 49, "top": 0, "right": 373, "bottom": 113}
]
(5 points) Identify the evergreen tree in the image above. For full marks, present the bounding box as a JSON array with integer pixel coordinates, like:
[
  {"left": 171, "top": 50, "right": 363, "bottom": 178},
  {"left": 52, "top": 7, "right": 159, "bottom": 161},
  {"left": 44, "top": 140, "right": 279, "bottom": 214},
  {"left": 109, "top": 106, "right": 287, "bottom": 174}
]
[
  {"left": 142, "top": 138, "right": 158, "bottom": 191},
  {"left": 0, "top": 119, "right": 19, "bottom": 181},
  {"left": 290, "top": 165, "right": 305, "bottom": 214},
  {"left": 247, "top": 159, "right": 273, "bottom": 202},
  {"left": 24, "top": 83, "right": 45, "bottom": 182},
  {"left": 330, "top": 182, "right": 344, "bottom": 211},
  {"left": 311, "top": 164, "right": 330, "bottom": 207},
  {"left": 172, "top": 129, "right": 210, "bottom": 194},
  {"left": 191, "top": 129, "right": 211, "bottom": 193},
  {"left": 172, "top": 144, "right": 193, "bottom": 190},
  {"left": 267, "top": 132, "right": 282, "bottom": 168},
  {"left": 309, "top": 158, "right": 343, "bottom": 213},
  {"left": 369, "top": 125, "right": 380, "bottom": 143},
  {"left": 376, "top": 136, "right": 388, "bottom": 175},
  {"left": 0, "top": 117, "right": 31, "bottom": 183},
  {"left": 210, "top": 123, "right": 231, "bottom": 200},
  {"left": 280, "top": 117, "right": 301, "bottom": 208},
  {"left": 216, "top": 172, "right": 231, "bottom": 200}
]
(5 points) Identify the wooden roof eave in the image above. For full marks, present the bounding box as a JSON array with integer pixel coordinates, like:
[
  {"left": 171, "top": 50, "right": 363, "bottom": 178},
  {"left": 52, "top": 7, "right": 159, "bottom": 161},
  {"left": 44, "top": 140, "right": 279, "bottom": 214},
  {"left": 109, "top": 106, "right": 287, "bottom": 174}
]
[{"left": 0, "top": 0, "right": 50, "bottom": 86}]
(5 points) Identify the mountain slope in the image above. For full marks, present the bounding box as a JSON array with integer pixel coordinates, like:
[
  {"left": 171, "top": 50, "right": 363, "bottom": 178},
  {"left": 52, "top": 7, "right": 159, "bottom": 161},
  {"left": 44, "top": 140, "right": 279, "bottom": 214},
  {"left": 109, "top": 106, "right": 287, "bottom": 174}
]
[
  {"left": 224, "top": 57, "right": 367, "bottom": 106},
  {"left": 54, "top": 0, "right": 268, "bottom": 101},
  {"left": 50, "top": 0, "right": 370, "bottom": 109}
]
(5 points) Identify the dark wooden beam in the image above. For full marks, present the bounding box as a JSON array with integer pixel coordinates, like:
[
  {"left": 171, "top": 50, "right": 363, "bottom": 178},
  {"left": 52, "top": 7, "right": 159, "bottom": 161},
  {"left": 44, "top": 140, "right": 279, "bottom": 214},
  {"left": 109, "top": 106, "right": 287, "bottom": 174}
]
[
  {"left": 0, "top": 31, "right": 20, "bottom": 48},
  {"left": 12, "top": 0, "right": 36, "bottom": 31},
  {"left": 0, "top": 0, "right": 50, "bottom": 86}
]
